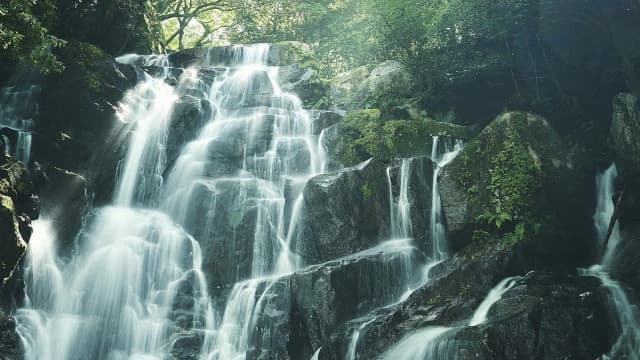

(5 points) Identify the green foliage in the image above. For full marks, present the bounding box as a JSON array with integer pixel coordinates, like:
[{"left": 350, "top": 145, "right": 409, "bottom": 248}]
[{"left": 0, "top": 0, "right": 66, "bottom": 76}]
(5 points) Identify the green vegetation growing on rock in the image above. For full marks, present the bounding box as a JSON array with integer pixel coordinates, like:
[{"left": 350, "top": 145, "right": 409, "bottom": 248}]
[
  {"left": 335, "top": 109, "right": 473, "bottom": 166},
  {"left": 441, "top": 112, "right": 592, "bottom": 266},
  {"left": 55, "top": 42, "right": 114, "bottom": 95}
]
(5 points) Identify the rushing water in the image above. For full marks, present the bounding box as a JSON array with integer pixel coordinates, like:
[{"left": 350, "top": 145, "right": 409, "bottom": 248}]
[
  {"left": 16, "top": 44, "right": 327, "bottom": 360},
  {"left": 0, "top": 83, "right": 38, "bottom": 164},
  {"left": 585, "top": 164, "right": 640, "bottom": 360},
  {"left": 343, "top": 137, "right": 463, "bottom": 360}
]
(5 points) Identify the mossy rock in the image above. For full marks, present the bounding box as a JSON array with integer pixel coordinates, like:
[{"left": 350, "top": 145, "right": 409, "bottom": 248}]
[
  {"left": 0, "top": 195, "right": 26, "bottom": 282},
  {"left": 440, "top": 111, "right": 593, "bottom": 267},
  {"left": 335, "top": 109, "right": 474, "bottom": 166},
  {"left": 269, "top": 41, "right": 315, "bottom": 68}
]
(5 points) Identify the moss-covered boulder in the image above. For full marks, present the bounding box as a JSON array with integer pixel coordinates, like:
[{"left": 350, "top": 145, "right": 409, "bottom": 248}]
[
  {"left": 440, "top": 111, "right": 593, "bottom": 267},
  {"left": 333, "top": 109, "right": 473, "bottom": 167}
]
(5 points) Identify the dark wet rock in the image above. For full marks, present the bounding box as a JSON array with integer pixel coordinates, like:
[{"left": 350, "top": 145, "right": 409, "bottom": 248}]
[
  {"left": 38, "top": 166, "right": 87, "bottom": 256},
  {"left": 323, "top": 249, "right": 612, "bottom": 360},
  {"left": 288, "top": 245, "right": 422, "bottom": 360},
  {"left": 182, "top": 179, "right": 259, "bottom": 289},
  {"left": 440, "top": 111, "right": 594, "bottom": 266},
  {"left": 300, "top": 159, "right": 390, "bottom": 263},
  {"left": 310, "top": 110, "right": 342, "bottom": 135},
  {"left": 167, "top": 95, "right": 213, "bottom": 166},
  {"left": 0, "top": 311, "right": 23, "bottom": 360}
]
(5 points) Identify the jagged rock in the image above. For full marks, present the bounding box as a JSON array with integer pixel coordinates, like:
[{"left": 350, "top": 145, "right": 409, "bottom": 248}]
[
  {"left": 0, "top": 195, "right": 26, "bottom": 283},
  {"left": 300, "top": 159, "right": 390, "bottom": 263},
  {"left": 439, "top": 111, "right": 594, "bottom": 266}
]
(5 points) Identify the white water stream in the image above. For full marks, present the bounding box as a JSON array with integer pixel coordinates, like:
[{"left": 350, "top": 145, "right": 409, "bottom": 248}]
[{"left": 15, "top": 44, "right": 326, "bottom": 360}]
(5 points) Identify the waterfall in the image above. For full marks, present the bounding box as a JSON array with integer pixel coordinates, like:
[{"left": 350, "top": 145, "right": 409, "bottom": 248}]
[
  {"left": 344, "top": 137, "right": 464, "bottom": 359},
  {"left": 585, "top": 164, "right": 640, "bottom": 360},
  {"left": 468, "top": 276, "right": 521, "bottom": 326},
  {"left": 0, "top": 84, "right": 39, "bottom": 164},
  {"left": 382, "top": 327, "right": 453, "bottom": 360},
  {"left": 387, "top": 158, "right": 413, "bottom": 240},
  {"left": 15, "top": 43, "right": 328, "bottom": 360}
]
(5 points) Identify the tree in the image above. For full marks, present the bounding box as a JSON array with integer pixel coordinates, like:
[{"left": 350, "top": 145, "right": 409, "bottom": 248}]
[
  {"left": 0, "top": 0, "right": 65, "bottom": 77},
  {"left": 146, "top": 0, "right": 233, "bottom": 51}
]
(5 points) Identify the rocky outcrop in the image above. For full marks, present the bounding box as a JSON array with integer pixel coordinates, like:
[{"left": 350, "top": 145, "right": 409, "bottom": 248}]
[
  {"left": 0, "top": 155, "right": 39, "bottom": 283},
  {"left": 332, "top": 109, "right": 473, "bottom": 167},
  {"left": 439, "top": 111, "right": 594, "bottom": 266},
  {"left": 299, "top": 159, "right": 390, "bottom": 263},
  {"left": 317, "top": 250, "right": 611, "bottom": 360}
]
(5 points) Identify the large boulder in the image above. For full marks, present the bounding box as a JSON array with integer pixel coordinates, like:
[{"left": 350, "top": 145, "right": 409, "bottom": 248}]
[
  {"left": 288, "top": 242, "right": 422, "bottom": 359},
  {"left": 350, "top": 60, "right": 414, "bottom": 109},
  {"left": 610, "top": 93, "right": 640, "bottom": 177},
  {"left": 299, "top": 159, "right": 391, "bottom": 263},
  {"left": 439, "top": 111, "right": 593, "bottom": 267}
]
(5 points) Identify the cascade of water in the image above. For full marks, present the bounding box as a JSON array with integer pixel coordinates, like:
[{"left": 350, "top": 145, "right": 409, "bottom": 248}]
[
  {"left": 587, "top": 164, "right": 640, "bottom": 359},
  {"left": 15, "top": 53, "right": 215, "bottom": 359},
  {"left": 310, "top": 347, "right": 321, "bottom": 360},
  {"left": 382, "top": 327, "right": 453, "bottom": 360},
  {"left": 0, "top": 84, "right": 39, "bottom": 164},
  {"left": 468, "top": 276, "right": 521, "bottom": 326},
  {"left": 344, "top": 139, "right": 464, "bottom": 359},
  {"left": 387, "top": 159, "right": 413, "bottom": 240}
]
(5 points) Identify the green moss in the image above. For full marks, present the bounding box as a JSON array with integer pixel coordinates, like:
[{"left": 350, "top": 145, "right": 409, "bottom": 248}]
[
  {"left": 336, "top": 108, "right": 473, "bottom": 166},
  {"left": 361, "top": 182, "right": 374, "bottom": 201}
]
